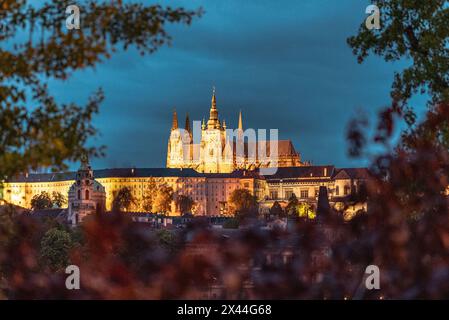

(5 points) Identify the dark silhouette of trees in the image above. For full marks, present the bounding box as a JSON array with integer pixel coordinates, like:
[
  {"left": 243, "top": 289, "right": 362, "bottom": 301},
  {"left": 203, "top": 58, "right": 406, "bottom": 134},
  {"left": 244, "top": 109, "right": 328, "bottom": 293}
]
[
  {"left": 31, "top": 192, "right": 53, "bottom": 210},
  {"left": 269, "top": 201, "right": 285, "bottom": 218},
  {"left": 112, "top": 187, "right": 136, "bottom": 212},
  {"left": 176, "top": 195, "right": 195, "bottom": 215}
]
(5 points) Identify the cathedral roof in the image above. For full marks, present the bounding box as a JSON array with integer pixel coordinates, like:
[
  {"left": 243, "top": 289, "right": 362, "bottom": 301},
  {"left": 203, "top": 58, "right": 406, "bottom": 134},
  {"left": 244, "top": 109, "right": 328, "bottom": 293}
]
[{"left": 232, "top": 140, "right": 300, "bottom": 158}]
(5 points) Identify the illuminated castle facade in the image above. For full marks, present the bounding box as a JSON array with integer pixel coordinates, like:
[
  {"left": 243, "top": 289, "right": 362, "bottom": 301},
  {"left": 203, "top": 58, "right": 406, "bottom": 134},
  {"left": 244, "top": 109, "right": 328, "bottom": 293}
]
[
  {"left": 1, "top": 89, "right": 371, "bottom": 221},
  {"left": 167, "top": 89, "right": 303, "bottom": 173}
]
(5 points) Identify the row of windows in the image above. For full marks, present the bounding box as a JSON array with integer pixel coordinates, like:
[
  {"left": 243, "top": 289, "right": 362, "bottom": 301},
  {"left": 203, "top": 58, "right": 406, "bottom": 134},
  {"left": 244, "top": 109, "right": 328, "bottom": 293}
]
[{"left": 269, "top": 189, "right": 314, "bottom": 200}]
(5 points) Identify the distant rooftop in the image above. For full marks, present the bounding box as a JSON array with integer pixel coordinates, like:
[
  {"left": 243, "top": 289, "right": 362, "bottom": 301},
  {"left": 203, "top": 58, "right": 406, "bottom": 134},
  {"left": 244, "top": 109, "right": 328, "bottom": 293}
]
[{"left": 6, "top": 165, "right": 369, "bottom": 183}]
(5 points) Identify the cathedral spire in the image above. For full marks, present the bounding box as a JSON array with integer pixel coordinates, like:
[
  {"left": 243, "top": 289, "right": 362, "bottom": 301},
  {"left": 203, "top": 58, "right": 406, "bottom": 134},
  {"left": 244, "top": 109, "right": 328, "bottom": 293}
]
[
  {"left": 211, "top": 86, "right": 217, "bottom": 110},
  {"left": 171, "top": 108, "right": 178, "bottom": 130},
  {"left": 238, "top": 110, "right": 243, "bottom": 131},
  {"left": 208, "top": 86, "right": 219, "bottom": 129},
  {"left": 185, "top": 112, "right": 191, "bottom": 134}
]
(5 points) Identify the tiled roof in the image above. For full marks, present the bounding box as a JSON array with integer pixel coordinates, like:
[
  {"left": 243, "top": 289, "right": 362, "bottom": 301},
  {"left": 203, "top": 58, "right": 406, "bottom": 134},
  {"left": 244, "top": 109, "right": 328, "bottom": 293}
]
[
  {"left": 332, "top": 168, "right": 372, "bottom": 180},
  {"left": 7, "top": 167, "right": 265, "bottom": 183},
  {"left": 232, "top": 140, "right": 299, "bottom": 157},
  {"left": 263, "top": 165, "right": 335, "bottom": 180},
  {"left": 29, "top": 208, "right": 67, "bottom": 219},
  {"left": 6, "top": 166, "right": 371, "bottom": 183}
]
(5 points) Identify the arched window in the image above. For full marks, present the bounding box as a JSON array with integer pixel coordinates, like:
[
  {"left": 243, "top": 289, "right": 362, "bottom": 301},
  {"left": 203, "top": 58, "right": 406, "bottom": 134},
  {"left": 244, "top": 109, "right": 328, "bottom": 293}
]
[
  {"left": 77, "top": 189, "right": 81, "bottom": 200},
  {"left": 85, "top": 189, "right": 90, "bottom": 200}
]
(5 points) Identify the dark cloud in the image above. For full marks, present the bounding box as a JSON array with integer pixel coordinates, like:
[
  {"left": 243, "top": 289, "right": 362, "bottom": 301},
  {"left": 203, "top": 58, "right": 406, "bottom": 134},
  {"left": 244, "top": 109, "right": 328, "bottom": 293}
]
[{"left": 50, "top": 0, "right": 402, "bottom": 170}]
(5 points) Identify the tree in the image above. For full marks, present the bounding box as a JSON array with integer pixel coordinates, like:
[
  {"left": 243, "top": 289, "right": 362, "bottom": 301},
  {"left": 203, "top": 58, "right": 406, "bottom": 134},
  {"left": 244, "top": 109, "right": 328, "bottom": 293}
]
[
  {"left": 269, "top": 201, "right": 285, "bottom": 218},
  {"left": 39, "top": 228, "right": 74, "bottom": 271},
  {"left": 348, "top": 0, "right": 448, "bottom": 108},
  {"left": 229, "top": 188, "right": 258, "bottom": 218},
  {"left": 285, "top": 193, "right": 299, "bottom": 216},
  {"left": 222, "top": 218, "right": 239, "bottom": 229},
  {"left": 0, "top": 204, "right": 19, "bottom": 252},
  {"left": 347, "top": 0, "right": 449, "bottom": 152},
  {"left": 297, "top": 203, "right": 316, "bottom": 220},
  {"left": 0, "top": 1, "right": 201, "bottom": 182},
  {"left": 342, "top": 1, "right": 449, "bottom": 298},
  {"left": 112, "top": 187, "right": 136, "bottom": 212},
  {"left": 142, "top": 178, "right": 158, "bottom": 212},
  {"left": 152, "top": 184, "right": 174, "bottom": 214},
  {"left": 31, "top": 191, "right": 53, "bottom": 210},
  {"left": 155, "top": 229, "right": 178, "bottom": 253},
  {"left": 176, "top": 195, "right": 195, "bottom": 215},
  {"left": 51, "top": 191, "right": 67, "bottom": 208}
]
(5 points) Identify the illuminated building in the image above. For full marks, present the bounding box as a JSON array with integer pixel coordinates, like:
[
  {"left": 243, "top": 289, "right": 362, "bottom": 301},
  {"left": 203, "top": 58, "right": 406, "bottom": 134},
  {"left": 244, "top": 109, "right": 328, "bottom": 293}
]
[
  {"left": 1, "top": 90, "right": 370, "bottom": 220},
  {"left": 166, "top": 89, "right": 303, "bottom": 173}
]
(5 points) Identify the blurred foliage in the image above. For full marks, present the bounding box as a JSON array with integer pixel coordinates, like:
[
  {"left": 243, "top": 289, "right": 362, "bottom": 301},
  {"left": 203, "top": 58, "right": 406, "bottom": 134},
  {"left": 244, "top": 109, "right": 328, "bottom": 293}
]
[
  {"left": 222, "top": 218, "right": 239, "bottom": 229},
  {"left": 269, "top": 201, "right": 284, "bottom": 218},
  {"left": 344, "top": 0, "right": 449, "bottom": 299},
  {"left": 2, "top": 0, "right": 449, "bottom": 300},
  {"left": 0, "top": 0, "right": 202, "bottom": 180},
  {"left": 347, "top": 0, "right": 448, "bottom": 108}
]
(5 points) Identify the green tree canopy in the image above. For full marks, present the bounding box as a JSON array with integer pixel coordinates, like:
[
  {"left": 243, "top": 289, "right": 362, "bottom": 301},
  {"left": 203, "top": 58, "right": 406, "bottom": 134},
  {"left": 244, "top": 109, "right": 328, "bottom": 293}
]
[
  {"left": 347, "top": 0, "right": 449, "bottom": 154},
  {"left": 39, "top": 227, "right": 74, "bottom": 271}
]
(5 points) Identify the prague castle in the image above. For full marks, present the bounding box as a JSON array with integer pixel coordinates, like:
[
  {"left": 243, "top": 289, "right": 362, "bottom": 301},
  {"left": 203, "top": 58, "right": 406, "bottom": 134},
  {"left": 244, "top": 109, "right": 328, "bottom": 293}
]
[
  {"left": 1, "top": 89, "right": 370, "bottom": 222},
  {"left": 167, "top": 89, "right": 303, "bottom": 173}
]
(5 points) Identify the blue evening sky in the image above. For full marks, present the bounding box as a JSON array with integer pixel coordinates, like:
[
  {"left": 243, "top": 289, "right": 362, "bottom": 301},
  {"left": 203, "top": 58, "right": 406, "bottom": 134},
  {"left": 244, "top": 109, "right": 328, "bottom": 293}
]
[{"left": 48, "top": 0, "right": 426, "bottom": 170}]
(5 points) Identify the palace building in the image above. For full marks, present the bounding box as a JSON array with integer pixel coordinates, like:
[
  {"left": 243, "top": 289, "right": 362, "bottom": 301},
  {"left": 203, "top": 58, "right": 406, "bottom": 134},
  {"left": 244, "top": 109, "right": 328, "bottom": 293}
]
[{"left": 1, "top": 89, "right": 371, "bottom": 222}]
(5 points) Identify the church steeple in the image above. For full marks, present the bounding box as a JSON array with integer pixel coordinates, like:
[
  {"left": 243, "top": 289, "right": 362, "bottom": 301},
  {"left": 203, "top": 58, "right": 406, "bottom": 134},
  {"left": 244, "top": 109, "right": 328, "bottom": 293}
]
[
  {"left": 208, "top": 87, "right": 219, "bottom": 129},
  {"left": 238, "top": 110, "right": 243, "bottom": 131},
  {"left": 185, "top": 113, "right": 191, "bottom": 134},
  {"left": 171, "top": 109, "right": 178, "bottom": 130}
]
